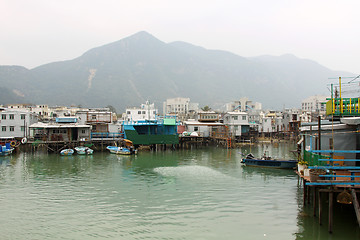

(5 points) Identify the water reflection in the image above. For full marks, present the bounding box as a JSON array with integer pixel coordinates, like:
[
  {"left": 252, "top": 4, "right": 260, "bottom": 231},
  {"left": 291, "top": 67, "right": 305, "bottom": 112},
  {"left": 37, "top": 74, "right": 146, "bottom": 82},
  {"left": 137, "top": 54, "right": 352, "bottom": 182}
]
[{"left": 0, "top": 144, "right": 359, "bottom": 239}]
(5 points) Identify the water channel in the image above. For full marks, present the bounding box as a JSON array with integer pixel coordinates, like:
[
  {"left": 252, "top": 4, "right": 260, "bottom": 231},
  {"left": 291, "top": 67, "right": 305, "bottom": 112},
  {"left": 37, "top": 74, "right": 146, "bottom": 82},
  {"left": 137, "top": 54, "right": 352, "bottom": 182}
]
[{"left": 0, "top": 143, "right": 359, "bottom": 239}]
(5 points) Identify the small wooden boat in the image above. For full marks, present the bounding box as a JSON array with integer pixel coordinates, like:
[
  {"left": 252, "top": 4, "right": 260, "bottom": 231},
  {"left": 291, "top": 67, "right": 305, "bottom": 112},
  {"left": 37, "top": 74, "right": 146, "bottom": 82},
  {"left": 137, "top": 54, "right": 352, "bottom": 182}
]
[
  {"left": 60, "top": 149, "right": 74, "bottom": 156},
  {"left": 106, "top": 146, "right": 137, "bottom": 155},
  {"left": 241, "top": 153, "right": 297, "bottom": 169},
  {"left": 74, "top": 146, "right": 94, "bottom": 155}
]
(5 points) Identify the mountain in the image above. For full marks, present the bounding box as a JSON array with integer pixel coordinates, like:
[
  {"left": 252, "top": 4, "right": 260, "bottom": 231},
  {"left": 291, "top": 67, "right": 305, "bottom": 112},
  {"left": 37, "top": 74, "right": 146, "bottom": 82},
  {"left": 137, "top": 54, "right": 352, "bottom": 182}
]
[{"left": 0, "top": 31, "right": 351, "bottom": 112}]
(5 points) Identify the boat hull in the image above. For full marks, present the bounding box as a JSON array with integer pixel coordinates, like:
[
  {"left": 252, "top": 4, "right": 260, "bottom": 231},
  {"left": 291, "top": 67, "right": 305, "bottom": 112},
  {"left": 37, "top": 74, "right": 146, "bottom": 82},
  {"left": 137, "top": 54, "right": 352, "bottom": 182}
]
[
  {"left": 60, "top": 149, "right": 74, "bottom": 156},
  {"left": 106, "top": 146, "right": 137, "bottom": 155},
  {"left": 75, "top": 147, "right": 93, "bottom": 155},
  {"left": 0, "top": 149, "right": 13, "bottom": 156},
  {"left": 241, "top": 158, "right": 297, "bottom": 169}
]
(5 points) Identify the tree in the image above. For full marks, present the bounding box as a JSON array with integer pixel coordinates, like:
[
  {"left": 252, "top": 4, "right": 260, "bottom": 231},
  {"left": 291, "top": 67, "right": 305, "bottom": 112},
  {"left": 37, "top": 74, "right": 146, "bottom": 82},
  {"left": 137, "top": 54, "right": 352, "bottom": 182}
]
[
  {"left": 201, "top": 105, "right": 211, "bottom": 111},
  {"left": 106, "top": 105, "right": 117, "bottom": 114}
]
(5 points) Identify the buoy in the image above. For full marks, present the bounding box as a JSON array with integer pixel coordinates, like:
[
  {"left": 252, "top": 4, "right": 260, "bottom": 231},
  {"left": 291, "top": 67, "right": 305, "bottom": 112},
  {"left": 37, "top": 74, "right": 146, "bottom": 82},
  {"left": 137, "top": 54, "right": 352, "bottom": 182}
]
[
  {"left": 10, "top": 141, "right": 16, "bottom": 147},
  {"left": 21, "top": 137, "right": 27, "bottom": 144}
]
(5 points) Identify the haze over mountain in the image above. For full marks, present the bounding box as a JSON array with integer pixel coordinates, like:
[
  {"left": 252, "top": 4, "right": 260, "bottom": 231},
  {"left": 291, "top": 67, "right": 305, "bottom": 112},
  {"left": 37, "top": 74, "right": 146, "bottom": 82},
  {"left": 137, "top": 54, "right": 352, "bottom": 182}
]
[{"left": 0, "top": 31, "right": 350, "bottom": 112}]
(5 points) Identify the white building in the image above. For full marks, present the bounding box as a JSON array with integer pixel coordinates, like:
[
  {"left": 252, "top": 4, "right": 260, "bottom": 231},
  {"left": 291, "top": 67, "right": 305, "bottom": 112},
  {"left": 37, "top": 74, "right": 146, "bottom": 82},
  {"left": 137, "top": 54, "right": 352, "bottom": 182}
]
[
  {"left": 225, "top": 97, "right": 262, "bottom": 112},
  {"left": 0, "top": 108, "right": 38, "bottom": 138},
  {"left": 124, "top": 101, "right": 158, "bottom": 121},
  {"left": 222, "top": 111, "right": 250, "bottom": 138},
  {"left": 163, "top": 97, "right": 199, "bottom": 115},
  {"left": 301, "top": 95, "right": 328, "bottom": 113},
  {"left": 183, "top": 120, "right": 224, "bottom": 137}
]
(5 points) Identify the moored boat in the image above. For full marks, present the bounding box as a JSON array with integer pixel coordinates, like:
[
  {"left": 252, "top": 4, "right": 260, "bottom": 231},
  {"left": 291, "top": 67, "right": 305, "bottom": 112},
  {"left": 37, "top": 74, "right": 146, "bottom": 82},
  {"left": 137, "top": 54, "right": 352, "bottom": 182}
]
[
  {"left": 0, "top": 143, "right": 14, "bottom": 156},
  {"left": 106, "top": 146, "right": 137, "bottom": 155},
  {"left": 241, "top": 153, "right": 297, "bottom": 169},
  {"left": 74, "top": 146, "right": 94, "bottom": 155},
  {"left": 60, "top": 149, "right": 74, "bottom": 156}
]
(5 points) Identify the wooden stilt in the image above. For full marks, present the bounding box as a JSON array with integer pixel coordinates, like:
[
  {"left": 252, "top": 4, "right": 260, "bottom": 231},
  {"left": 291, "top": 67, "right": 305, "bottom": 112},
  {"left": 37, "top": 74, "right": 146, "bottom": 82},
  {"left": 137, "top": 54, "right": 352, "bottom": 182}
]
[
  {"left": 303, "top": 179, "right": 307, "bottom": 206},
  {"left": 313, "top": 187, "right": 317, "bottom": 217},
  {"left": 351, "top": 189, "right": 360, "bottom": 228},
  {"left": 307, "top": 182, "right": 311, "bottom": 204},
  {"left": 318, "top": 190, "right": 322, "bottom": 225},
  {"left": 329, "top": 192, "right": 333, "bottom": 233}
]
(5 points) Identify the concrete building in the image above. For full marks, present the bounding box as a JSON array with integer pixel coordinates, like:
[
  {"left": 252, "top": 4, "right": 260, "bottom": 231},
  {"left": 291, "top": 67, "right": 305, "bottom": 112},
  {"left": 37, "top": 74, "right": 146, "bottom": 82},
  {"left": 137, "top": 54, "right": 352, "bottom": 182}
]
[
  {"left": 225, "top": 97, "right": 262, "bottom": 112},
  {"left": 0, "top": 108, "right": 38, "bottom": 138},
  {"left": 183, "top": 119, "right": 225, "bottom": 137},
  {"left": 163, "top": 97, "right": 199, "bottom": 115},
  {"left": 29, "top": 117, "right": 91, "bottom": 141},
  {"left": 223, "top": 111, "right": 250, "bottom": 139},
  {"left": 301, "top": 95, "right": 328, "bottom": 113},
  {"left": 124, "top": 101, "right": 158, "bottom": 121}
]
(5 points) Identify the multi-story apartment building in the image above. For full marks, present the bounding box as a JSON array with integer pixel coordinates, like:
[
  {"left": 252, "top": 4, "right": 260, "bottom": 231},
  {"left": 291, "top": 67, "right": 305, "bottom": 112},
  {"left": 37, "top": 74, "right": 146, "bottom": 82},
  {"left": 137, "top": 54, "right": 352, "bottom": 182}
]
[{"left": 0, "top": 108, "right": 38, "bottom": 138}]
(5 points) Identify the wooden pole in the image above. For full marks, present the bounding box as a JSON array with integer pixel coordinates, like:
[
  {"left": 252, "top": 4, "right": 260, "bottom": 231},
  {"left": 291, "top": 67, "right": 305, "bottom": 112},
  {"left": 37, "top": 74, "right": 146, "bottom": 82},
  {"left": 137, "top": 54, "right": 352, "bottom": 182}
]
[
  {"left": 329, "top": 192, "right": 333, "bottom": 233},
  {"left": 318, "top": 190, "right": 322, "bottom": 225},
  {"left": 313, "top": 187, "right": 317, "bottom": 217},
  {"left": 303, "top": 179, "right": 307, "bottom": 206}
]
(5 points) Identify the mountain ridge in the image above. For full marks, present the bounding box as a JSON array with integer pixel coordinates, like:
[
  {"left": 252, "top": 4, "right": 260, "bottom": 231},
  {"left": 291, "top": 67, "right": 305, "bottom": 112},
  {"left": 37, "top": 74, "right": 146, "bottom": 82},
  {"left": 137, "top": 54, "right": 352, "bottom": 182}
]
[{"left": 0, "top": 31, "right": 350, "bottom": 112}]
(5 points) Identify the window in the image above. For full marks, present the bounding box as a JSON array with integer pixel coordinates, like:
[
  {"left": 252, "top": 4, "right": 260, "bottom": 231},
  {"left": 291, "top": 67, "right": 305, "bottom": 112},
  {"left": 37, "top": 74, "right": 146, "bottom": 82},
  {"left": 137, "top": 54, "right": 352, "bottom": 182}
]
[
  {"left": 232, "top": 116, "right": 238, "bottom": 120},
  {"left": 82, "top": 130, "right": 86, "bottom": 134},
  {"left": 1, "top": 114, "right": 6, "bottom": 120},
  {"left": 9, "top": 114, "right": 14, "bottom": 120},
  {"left": 21, "top": 126, "right": 25, "bottom": 132},
  {"left": 2, "top": 126, "right": 6, "bottom": 131},
  {"left": 138, "top": 111, "right": 141, "bottom": 114},
  {"left": 242, "top": 116, "right": 246, "bottom": 120},
  {"left": 142, "top": 111, "right": 145, "bottom": 114},
  {"left": 91, "top": 115, "right": 97, "bottom": 120},
  {"left": 127, "top": 111, "right": 130, "bottom": 114},
  {"left": 10, "top": 126, "right": 14, "bottom": 132},
  {"left": 234, "top": 126, "right": 238, "bottom": 130},
  {"left": 21, "top": 114, "right": 25, "bottom": 120},
  {"left": 194, "top": 126, "right": 199, "bottom": 131}
]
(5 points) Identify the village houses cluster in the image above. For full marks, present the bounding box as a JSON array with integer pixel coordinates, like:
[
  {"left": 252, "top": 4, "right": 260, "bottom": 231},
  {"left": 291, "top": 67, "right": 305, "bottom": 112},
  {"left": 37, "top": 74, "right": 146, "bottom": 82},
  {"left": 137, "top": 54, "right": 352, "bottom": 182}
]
[{"left": 0, "top": 95, "right": 328, "bottom": 142}]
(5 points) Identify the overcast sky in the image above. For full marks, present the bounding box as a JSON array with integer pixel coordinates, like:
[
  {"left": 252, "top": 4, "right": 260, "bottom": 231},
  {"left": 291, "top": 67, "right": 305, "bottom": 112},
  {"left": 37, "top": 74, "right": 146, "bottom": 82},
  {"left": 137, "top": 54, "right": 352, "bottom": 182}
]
[{"left": 1, "top": 0, "right": 359, "bottom": 73}]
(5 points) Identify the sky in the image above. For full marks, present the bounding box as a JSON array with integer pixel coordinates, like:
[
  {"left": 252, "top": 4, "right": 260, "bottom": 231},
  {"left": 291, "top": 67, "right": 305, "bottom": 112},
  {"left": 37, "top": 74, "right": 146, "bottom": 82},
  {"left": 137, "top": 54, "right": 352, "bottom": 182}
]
[{"left": 1, "top": 0, "right": 359, "bottom": 74}]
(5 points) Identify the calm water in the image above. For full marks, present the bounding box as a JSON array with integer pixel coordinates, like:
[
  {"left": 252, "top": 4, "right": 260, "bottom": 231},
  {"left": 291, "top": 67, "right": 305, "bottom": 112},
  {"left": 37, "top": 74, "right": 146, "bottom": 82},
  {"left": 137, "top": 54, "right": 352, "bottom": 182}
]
[{"left": 0, "top": 143, "right": 359, "bottom": 240}]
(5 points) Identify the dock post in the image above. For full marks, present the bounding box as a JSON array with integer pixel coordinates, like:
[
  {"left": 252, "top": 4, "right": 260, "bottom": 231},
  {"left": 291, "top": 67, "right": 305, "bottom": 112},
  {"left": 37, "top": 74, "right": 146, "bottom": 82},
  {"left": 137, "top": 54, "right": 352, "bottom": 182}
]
[
  {"left": 351, "top": 189, "right": 360, "bottom": 228},
  {"left": 329, "top": 192, "right": 333, "bottom": 233}
]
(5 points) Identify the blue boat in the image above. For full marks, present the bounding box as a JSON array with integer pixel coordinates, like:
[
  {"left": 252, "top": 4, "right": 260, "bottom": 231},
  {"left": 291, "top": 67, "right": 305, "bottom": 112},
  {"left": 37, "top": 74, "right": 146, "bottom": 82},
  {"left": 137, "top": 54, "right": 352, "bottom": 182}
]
[
  {"left": 241, "top": 153, "right": 297, "bottom": 169},
  {"left": 106, "top": 146, "right": 137, "bottom": 155},
  {"left": 0, "top": 143, "right": 14, "bottom": 156}
]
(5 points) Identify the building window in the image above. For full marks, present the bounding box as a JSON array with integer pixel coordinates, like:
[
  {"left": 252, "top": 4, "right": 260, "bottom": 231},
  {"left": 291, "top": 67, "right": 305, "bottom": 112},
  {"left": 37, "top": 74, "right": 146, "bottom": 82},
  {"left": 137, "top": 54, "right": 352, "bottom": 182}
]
[
  {"left": 1, "top": 114, "right": 6, "bottom": 120},
  {"left": 82, "top": 130, "right": 86, "bottom": 134},
  {"left": 10, "top": 126, "right": 14, "bottom": 132},
  {"left": 21, "top": 114, "right": 26, "bottom": 120},
  {"left": 194, "top": 126, "right": 199, "bottom": 131},
  {"left": 1, "top": 126, "right": 6, "bottom": 131},
  {"left": 9, "top": 114, "right": 14, "bottom": 120},
  {"left": 242, "top": 116, "right": 246, "bottom": 120},
  {"left": 138, "top": 111, "right": 141, "bottom": 114},
  {"left": 91, "top": 115, "right": 97, "bottom": 120},
  {"left": 127, "top": 111, "right": 130, "bottom": 114},
  {"left": 142, "top": 111, "right": 145, "bottom": 114},
  {"left": 233, "top": 116, "right": 238, "bottom": 120},
  {"left": 21, "top": 126, "right": 25, "bottom": 132}
]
